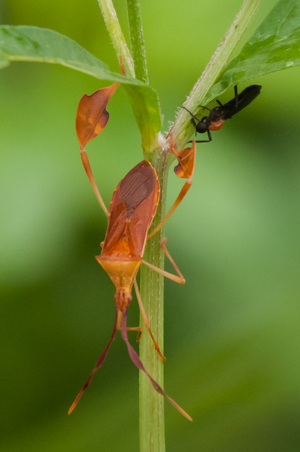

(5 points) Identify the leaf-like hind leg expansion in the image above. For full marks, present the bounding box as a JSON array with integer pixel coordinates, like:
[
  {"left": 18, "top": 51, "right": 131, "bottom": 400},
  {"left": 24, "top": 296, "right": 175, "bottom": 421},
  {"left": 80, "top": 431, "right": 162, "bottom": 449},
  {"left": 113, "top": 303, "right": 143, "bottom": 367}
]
[
  {"left": 148, "top": 135, "right": 195, "bottom": 239},
  {"left": 68, "top": 309, "right": 118, "bottom": 414},
  {"left": 121, "top": 308, "right": 192, "bottom": 421}
]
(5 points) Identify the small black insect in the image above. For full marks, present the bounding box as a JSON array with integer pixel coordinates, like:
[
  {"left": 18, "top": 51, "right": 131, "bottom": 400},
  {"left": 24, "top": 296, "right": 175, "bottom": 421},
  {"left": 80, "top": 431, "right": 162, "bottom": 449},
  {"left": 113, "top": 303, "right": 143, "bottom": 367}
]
[{"left": 182, "top": 84, "right": 262, "bottom": 142}]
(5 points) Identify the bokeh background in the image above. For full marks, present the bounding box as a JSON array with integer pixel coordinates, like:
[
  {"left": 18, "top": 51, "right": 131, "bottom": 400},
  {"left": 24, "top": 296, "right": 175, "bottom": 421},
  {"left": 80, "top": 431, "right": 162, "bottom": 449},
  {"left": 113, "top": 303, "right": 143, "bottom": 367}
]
[{"left": 1, "top": 0, "right": 300, "bottom": 450}]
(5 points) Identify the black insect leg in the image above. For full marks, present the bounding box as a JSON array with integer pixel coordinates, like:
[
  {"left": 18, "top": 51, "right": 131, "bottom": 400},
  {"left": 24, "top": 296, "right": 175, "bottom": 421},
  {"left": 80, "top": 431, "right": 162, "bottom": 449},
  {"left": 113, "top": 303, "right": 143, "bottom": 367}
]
[
  {"left": 189, "top": 128, "right": 212, "bottom": 143},
  {"left": 182, "top": 106, "right": 201, "bottom": 123},
  {"left": 194, "top": 128, "right": 212, "bottom": 143},
  {"left": 234, "top": 85, "right": 238, "bottom": 108},
  {"left": 198, "top": 105, "right": 212, "bottom": 112},
  {"left": 191, "top": 117, "right": 199, "bottom": 131}
]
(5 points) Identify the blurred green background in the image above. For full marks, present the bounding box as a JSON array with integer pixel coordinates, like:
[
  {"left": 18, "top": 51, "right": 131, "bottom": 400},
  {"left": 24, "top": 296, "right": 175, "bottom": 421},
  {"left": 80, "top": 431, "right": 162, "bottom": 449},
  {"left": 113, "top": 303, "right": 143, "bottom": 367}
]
[{"left": 1, "top": 0, "right": 300, "bottom": 451}]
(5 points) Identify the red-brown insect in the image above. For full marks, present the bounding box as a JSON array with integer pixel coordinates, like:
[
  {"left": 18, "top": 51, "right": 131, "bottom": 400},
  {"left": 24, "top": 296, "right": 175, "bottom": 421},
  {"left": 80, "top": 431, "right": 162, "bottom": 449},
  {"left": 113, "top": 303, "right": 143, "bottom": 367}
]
[
  {"left": 68, "top": 156, "right": 193, "bottom": 421},
  {"left": 72, "top": 57, "right": 194, "bottom": 419}
]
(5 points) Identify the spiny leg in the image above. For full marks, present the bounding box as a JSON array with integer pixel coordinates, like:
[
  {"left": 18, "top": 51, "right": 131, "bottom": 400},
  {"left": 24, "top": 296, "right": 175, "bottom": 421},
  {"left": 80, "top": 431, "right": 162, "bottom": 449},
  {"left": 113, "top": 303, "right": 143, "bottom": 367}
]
[{"left": 133, "top": 279, "right": 166, "bottom": 361}]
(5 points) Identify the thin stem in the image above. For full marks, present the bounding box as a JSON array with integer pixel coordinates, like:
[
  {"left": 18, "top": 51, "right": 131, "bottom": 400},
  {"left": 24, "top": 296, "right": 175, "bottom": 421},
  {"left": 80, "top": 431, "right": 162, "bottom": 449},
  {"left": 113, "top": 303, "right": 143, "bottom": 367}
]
[
  {"left": 126, "top": 0, "right": 149, "bottom": 83},
  {"left": 139, "top": 149, "right": 171, "bottom": 452},
  {"left": 97, "top": 0, "right": 135, "bottom": 77},
  {"left": 170, "top": 0, "right": 262, "bottom": 151}
]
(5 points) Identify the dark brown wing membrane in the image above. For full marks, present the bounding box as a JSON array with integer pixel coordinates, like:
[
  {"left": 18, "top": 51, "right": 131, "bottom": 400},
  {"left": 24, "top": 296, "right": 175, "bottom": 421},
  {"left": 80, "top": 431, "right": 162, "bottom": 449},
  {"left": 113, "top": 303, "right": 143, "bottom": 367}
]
[
  {"left": 120, "top": 161, "right": 156, "bottom": 218},
  {"left": 102, "top": 161, "right": 159, "bottom": 258}
]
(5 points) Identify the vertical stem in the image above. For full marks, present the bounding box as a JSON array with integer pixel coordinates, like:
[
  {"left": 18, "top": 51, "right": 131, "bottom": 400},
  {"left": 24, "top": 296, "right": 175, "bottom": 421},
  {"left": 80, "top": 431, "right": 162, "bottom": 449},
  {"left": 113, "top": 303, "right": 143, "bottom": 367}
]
[
  {"left": 97, "top": 0, "right": 135, "bottom": 77},
  {"left": 126, "top": 0, "right": 149, "bottom": 83},
  {"left": 139, "top": 149, "right": 170, "bottom": 452}
]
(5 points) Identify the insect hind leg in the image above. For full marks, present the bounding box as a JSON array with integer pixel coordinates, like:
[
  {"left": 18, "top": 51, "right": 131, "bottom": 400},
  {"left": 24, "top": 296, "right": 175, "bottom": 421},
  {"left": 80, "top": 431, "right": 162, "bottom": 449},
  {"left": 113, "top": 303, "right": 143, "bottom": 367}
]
[{"left": 133, "top": 279, "right": 166, "bottom": 361}]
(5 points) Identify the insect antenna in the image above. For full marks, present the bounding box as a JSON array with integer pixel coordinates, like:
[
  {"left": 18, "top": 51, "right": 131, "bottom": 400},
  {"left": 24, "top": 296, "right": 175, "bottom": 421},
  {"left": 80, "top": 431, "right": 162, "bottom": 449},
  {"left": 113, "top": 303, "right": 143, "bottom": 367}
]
[
  {"left": 68, "top": 310, "right": 118, "bottom": 414},
  {"left": 121, "top": 308, "right": 192, "bottom": 421}
]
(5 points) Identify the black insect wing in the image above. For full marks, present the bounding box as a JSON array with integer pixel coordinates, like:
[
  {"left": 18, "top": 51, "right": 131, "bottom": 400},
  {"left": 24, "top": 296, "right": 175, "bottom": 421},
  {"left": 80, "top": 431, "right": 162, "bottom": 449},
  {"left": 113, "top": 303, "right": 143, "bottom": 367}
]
[{"left": 221, "top": 85, "right": 262, "bottom": 120}]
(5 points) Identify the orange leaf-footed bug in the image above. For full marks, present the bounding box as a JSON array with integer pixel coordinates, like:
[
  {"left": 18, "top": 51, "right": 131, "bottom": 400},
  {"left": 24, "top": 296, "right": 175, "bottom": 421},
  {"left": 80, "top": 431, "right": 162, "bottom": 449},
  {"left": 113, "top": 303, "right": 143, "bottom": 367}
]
[
  {"left": 71, "top": 60, "right": 194, "bottom": 419},
  {"left": 68, "top": 159, "right": 192, "bottom": 421}
]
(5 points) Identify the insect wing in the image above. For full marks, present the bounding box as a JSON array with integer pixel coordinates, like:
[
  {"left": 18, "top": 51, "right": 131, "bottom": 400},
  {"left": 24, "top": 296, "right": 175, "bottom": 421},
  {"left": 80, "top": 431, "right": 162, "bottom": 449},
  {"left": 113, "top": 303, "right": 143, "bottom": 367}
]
[
  {"left": 102, "top": 161, "right": 160, "bottom": 258},
  {"left": 221, "top": 85, "right": 262, "bottom": 120}
]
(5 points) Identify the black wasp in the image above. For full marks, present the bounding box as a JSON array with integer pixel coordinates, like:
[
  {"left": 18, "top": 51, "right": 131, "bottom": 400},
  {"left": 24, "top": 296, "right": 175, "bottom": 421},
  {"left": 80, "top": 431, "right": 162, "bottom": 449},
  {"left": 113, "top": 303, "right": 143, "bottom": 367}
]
[{"left": 182, "top": 84, "right": 262, "bottom": 142}]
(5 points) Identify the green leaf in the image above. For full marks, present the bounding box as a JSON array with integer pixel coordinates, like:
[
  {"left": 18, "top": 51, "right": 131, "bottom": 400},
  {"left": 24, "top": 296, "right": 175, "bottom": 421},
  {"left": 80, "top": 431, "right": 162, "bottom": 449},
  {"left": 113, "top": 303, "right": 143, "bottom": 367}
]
[
  {"left": 204, "top": 0, "right": 300, "bottom": 104},
  {"left": 0, "top": 25, "right": 161, "bottom": 153}
]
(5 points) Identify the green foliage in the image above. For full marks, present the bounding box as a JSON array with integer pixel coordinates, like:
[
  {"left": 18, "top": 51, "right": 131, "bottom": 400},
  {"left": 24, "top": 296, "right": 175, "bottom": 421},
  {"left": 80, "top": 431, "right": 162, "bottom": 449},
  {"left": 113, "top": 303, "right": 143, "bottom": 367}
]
[
  {"left": 1, "top": 0, "right": 300, "bottom": 451},
  {"left": 0, "top": 25, "right": 114, "bottom": 77},
  {"left": 205, "top": 0, "right": 300, "bottom": 103},
  {"left": 2, "top": 0, "right": 300, "bottom": 151},
  {"left": 0, "top": 24, "right": 161, "bottom": 154}
]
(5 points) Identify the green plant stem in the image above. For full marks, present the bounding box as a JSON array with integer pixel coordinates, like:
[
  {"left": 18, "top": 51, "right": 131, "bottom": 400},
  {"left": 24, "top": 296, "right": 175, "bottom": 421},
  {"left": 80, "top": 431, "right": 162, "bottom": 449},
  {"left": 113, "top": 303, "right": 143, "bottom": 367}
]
[
  {"left": 97, "top": 0, "right": 135, "bottom": 76},
  {"left": 126, "top": 0, "right": 149, "bottom": 83},
  {"left": 170, "top": 0, "right": 263, "bottom": 151},
  {"left": 139, "top": 149, "right": 171, "bottom": 452}
]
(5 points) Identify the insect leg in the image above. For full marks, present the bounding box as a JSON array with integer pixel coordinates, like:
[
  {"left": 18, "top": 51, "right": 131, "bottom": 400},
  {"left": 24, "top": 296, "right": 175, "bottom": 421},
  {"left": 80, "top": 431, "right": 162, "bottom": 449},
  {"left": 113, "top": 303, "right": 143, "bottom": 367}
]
[
  {"left": 68, "top": 309, "right": 118, "bottom": 414},
  {"left": 191, "top": 118, "right": 199, "bottom": 130},
  {"left": 148, "top": 178, "right": 192, "bottom": 239},
  {"left": 148, "top": 136, "right": 195, "bottom": 239},
  {"left": 125, "top": 327, "right": 142, "bottom": 342},
  {"left": 133, "top": 279, "right": 166, "bottom": 361},
  {"left": 181, "top": 106, "right": 201, "bottom": 122},
  {"left": 121, "top": 308, "right": 192, "bottom": 421},
  {"left": 80, "top": 149, "right": 109, "bottom": 217},
  {"left": 197, "top": 105, "right": 212, "bottom": 112},
  {"left": 142, "top": 239, "right": 185, "bottom": 285},
  {"left": 116, "top": 309, "right": 142, "bottom": 342},
  {"left": 193, "top": 128, "right": 212, "bottom": 143}
]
